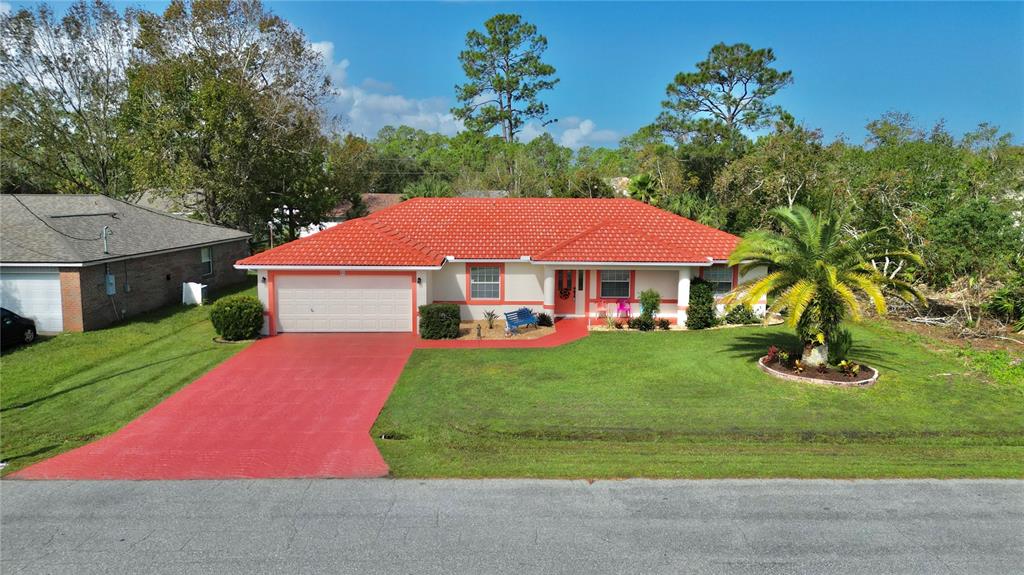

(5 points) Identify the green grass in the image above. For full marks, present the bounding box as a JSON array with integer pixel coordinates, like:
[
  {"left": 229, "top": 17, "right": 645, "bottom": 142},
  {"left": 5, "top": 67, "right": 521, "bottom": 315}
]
[
  {"left": 0, "top": 281, "right": 256, "bottom": 475},
  {"left": 373, "top": 322, "right": 1024, "bottom": 478}
]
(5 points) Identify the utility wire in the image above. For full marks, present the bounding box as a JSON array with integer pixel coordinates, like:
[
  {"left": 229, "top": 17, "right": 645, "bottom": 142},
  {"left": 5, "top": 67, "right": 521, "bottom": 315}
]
[{"left": 11, "top": 194, "right": 105, "bottom": 241}]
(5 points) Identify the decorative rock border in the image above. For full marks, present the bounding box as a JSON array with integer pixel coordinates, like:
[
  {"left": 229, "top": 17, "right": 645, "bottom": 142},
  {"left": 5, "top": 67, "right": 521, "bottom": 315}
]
[{"left": 757, "top": 356, "right": 879, "bottom": 387}]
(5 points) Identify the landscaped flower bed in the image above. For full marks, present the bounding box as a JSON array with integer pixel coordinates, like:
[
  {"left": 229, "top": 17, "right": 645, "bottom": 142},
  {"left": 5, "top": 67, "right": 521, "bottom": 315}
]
[{"left": 758, "top": 347, "right": 878, "bottom": 387}]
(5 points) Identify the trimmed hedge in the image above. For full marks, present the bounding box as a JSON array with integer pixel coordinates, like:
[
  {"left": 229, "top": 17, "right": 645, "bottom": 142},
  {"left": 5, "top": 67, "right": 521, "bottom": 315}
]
[
  {"left": 685, "top": 278, "right": 718, "bottom": 330},
  {"left": 209, "top": 294, "right": 264, "bottom": 341},
  {"left": 419, "top": 303, "right": 460, "bottom": 339}
]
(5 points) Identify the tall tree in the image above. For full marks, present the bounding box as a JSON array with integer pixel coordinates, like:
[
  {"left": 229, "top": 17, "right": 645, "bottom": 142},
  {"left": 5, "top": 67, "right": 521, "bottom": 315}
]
[
  {"left": 122, "top": 0, "right": 333, "bottom": 236},
  {"left": 452, "top": 13, "right": 558, "bottom": 143},
  {"left": 714, "top": 122, "right": 835, "bottom": 232},
  {"left": 659, "top": 42, "right": 792, "bottom": 143},
  {"left": 0, "top": 0, "right": 136, "bottom": 196}
]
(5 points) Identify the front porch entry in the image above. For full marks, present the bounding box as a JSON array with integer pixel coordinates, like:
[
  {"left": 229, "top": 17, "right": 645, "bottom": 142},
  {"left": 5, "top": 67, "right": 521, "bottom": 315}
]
[{"left": 554, "top": 269, "right": 580, "bottom": 316}]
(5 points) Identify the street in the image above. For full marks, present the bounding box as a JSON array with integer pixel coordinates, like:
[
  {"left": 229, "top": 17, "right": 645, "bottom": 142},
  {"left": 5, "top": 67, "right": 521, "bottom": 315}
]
[{"left": 2, "top": 479, "right": 1021, "bottom": 574}]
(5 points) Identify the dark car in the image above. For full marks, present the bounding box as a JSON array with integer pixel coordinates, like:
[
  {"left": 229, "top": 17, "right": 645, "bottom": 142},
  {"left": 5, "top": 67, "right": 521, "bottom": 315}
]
[{"left": 1, "top": 307, "right": 37, "bottom": 348}]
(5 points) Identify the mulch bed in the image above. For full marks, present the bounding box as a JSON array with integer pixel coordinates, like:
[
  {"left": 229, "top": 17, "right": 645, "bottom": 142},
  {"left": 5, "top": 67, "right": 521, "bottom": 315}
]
[
  {"left": 758, "top": 356, "right": 879, "bottom": 387},
  {"left": 454, "top": 319, "right": 555, "bottom": 341}
]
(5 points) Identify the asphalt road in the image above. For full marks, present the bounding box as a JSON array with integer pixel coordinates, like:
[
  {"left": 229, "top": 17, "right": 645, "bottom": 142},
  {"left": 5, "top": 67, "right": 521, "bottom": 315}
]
[{"left": 2, "top": 479, "right": 1021, "bottom": 574}]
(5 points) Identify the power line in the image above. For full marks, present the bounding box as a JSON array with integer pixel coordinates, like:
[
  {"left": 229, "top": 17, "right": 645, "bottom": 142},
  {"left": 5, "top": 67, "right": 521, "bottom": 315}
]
[{"left": 10, "top": 195, "right": 105, "bottom": 241}]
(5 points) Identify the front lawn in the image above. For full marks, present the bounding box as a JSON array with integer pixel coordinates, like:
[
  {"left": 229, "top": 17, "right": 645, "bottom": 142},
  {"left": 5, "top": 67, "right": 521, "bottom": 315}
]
[
  {"left": 0, "top": 281, "right": 256, "bottom": 475},
  {"left": 373, "top": 322, "right": 1024, "bottom": 478}
]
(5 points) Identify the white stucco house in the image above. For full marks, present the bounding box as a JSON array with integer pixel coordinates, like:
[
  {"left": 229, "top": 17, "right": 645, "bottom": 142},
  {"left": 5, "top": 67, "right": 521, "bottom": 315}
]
[{"left": 234, "top": 198, "right": 766, "bottom": 335}]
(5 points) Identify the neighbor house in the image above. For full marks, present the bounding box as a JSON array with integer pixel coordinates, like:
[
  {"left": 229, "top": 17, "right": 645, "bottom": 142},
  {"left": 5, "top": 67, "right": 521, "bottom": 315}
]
[
  {"left": 300, "top": 193, "right": 403, "bottom": 237},
  {"left": 235, "top": 198, "right": 766, "bottom": 335},
  {"left": 1, "top": 194, "right": 251, "bottom": 333}
]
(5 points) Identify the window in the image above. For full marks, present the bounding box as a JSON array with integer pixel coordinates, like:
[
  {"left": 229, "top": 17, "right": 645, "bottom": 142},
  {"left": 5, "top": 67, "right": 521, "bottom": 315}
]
[
  {"left": 470, "top": 265, "right": 500, "bottom": 299},
  {"left": 200, "top": 247, "right": 213, "bottom": 276},
  {"left": 599, "top": 270, "right": 630, "bottom": 299},
  {"left": 704, "top": 265, "right": 733, "bottom": 296}
]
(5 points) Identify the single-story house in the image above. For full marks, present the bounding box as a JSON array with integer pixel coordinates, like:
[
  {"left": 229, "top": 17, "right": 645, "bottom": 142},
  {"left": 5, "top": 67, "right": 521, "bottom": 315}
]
[
  {"left": 1, "top": 194, "right": 251, "bottom": 332},
  {"left": 236, "top": 198, "right": 766, "bottom": 335}
]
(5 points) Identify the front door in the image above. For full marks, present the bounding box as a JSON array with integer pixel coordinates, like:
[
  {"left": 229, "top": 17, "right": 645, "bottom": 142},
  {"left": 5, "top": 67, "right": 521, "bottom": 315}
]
[{"left": 554, "top": 270, "right": 576, "bottom": 315}]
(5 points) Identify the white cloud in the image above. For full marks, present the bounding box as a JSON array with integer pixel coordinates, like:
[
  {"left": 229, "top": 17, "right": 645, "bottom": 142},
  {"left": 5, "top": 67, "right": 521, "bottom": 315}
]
[
  {"left": 517, "top": 122, "right": 547, "bottom": 142},
  {"left": 313, "top": 40, "right": 462, "bottom": 138},
  {"left": 557, "top": 116, "right": 619, "bottom": 148},
  {"left": 312, "top": 40, "right": 617, "bottom": 146},
  {"left": 0, "top": 2, "right": 12, "bottom": 15}
]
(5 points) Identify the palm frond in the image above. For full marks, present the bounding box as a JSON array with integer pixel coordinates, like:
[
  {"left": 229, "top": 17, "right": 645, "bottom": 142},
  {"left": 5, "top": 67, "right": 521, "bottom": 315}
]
[
  {"left": 884, "top": 276, "right": 927, "bottom": 305},
  {"left": 723, "top": 271, "right": 787, "bottom": 307},
  {"left": 780, "top": 279, "right": 817, "bottom": 328},
  {"left": 845, "top": 271, "right": 887, "bottom": 315},
  {"left": 834, "top": 282, "right": 862, "bottom": 323}
]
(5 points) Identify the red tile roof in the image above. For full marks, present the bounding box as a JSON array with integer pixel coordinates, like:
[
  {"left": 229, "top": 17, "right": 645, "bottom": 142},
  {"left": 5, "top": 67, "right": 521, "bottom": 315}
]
[{"left": 237, "top": 198, "right": 740, "bottom": 267}]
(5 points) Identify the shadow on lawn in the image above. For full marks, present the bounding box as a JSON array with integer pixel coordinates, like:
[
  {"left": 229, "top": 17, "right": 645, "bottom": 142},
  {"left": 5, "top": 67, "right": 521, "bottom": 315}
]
[
  {"left": 1, "top": 444, "right": 61, "bottom": 465},
  {"left": 722, "top": 329, "right": 896, "bottom": 371},
  {"left": 0, "top": 348, "right": 218, "bottom": 413}
]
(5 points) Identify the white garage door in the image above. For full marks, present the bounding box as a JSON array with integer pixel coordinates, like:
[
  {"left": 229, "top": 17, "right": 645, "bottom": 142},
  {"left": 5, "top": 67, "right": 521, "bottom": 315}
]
[
  {"left": 0, "top": 268, "right": 63, "bottom": 333},
  {"left": 276, "top": 273, "right": 412, "bottom": 332}
]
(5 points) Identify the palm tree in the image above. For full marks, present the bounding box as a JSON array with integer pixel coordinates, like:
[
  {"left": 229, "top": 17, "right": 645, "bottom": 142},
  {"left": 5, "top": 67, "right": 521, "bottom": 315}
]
[{"left": 725, "top": 205, "right": 924, "bottom": 365}]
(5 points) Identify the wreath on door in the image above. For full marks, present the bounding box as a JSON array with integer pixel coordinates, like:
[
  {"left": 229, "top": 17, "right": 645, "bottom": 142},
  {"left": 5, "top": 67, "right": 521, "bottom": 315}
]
[{"left": 559, "top": 287, "right": 572, "bottom": 299}]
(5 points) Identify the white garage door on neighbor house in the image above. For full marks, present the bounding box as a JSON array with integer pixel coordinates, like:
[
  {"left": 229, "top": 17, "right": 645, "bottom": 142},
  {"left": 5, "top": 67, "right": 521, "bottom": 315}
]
[
  {"left": 0, "top": 268, "right": 63, "bottom": 333},
  {"left": 275, "top": 273, "right": 412, "bottom": 332}
]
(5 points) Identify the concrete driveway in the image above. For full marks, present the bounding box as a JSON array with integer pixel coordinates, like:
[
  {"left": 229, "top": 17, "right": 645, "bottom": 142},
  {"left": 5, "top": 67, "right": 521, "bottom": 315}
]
[{"left": 11, "top": 333, "right": 416, "bottom": 480}]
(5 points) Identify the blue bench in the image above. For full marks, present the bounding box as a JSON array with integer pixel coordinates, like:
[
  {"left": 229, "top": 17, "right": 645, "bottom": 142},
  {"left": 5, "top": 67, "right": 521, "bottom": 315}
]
[{"left": 504, "top": 307, "right": 539, "bottom": 333}]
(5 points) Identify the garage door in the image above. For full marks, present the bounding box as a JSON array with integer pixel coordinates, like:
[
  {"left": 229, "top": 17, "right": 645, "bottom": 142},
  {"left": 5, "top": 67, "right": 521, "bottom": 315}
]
[
  {"left": 276, "top": 273, "right": 412, "bottom": 332},
  {"left": 0, "top": 268, "right": 63, "bottom": 333}
]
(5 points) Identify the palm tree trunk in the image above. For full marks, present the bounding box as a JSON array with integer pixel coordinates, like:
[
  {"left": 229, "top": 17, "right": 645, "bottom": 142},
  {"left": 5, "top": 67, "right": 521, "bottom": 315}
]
[{"left": 803, "top": 342, "right": 829, "bottom": 367}]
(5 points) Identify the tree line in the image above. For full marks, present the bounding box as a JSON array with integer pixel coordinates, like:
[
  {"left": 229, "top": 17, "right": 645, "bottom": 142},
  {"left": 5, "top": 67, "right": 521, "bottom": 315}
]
[{"left": 2, "top": 1, "right": 1021, "bottom": 291}]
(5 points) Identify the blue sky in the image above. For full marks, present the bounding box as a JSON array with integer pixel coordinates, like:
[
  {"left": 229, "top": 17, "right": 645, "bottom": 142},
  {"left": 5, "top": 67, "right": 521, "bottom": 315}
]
[{"left": 6, "top": 1, "right": 1023, "bottom": 147}]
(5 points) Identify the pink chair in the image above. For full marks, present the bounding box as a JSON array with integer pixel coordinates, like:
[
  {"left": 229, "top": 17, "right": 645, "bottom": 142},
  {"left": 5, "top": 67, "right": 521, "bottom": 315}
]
[{"left": 616, "top": 298, "right": 631, "bottom": 318}]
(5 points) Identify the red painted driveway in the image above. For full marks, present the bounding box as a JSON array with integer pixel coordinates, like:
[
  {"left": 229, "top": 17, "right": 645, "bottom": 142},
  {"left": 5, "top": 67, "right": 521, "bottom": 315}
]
[{"left": 12, "top": 334, "right": 416, "bottom": 480}]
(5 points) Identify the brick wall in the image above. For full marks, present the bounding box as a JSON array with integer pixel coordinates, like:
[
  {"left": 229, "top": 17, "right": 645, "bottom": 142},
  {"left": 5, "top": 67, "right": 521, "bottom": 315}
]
[
  {"left": 71, "top": 240, "right": 250, "bottom": 331},
  {"left": 59, "top": 269, "right": 85, "bottom": 332}
]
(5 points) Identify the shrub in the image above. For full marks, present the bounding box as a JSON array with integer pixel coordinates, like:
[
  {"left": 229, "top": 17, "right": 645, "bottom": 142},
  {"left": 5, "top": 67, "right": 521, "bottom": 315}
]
[
  {"left": 685, "top": 278, "right": 718, "bottom": 330},
  {"left": 723, "top": 304, "right": 760, "bottom": 325},
  {"left": 657, "top": 318, "right": 671, "bottom": 330},
  {"left": 604, "top": 315, "right": 617, "bottom": 329},
  {"left": 483, "top": 310, "right": 498, "bottom": 329},
  {"left": 639, "top": 289, "right": 661, "bottom": 320},
  {"left": 628, "top": 316, "right": 655, "bottom": 331},
  {"left": 614, "top": 320, "right": 624, "bottom": 330},
  {"left": 827, "top": 328, "right": 854, "bottom": 365},
  {"left": 765, "top": 345, "right": 779, "bottom": 364},
  {"left": 209, "top": 294, "right": 263, "bottom": 341},
  {"left": 985, "top": 277, "right": 1024, "bottom": 331},
  {"left": 537, "top": 312, "right": 554, "bottom": 327},
  {"left": 419, "top": 303, "right": 460, "bottom": 339}
]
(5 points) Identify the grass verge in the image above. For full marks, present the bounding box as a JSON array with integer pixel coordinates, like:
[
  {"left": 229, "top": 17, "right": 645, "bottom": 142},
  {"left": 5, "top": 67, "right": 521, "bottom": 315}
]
[{"left": 0, "top": 281, "right": 256, "bottom": 475}]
